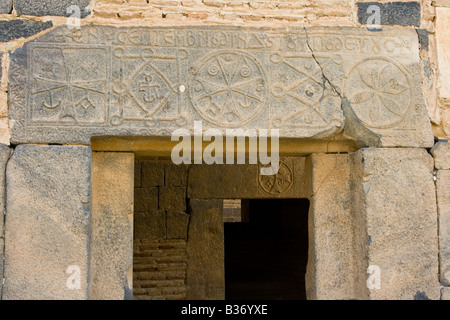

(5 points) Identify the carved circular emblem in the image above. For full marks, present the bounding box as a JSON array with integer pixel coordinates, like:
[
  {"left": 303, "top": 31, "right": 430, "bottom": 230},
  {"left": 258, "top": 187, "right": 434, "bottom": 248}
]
[
  {"left": 344, "top": 57, "right": 412, "bottom": 128},
  {"left": 258, "top": 161, "right": 293, "bottom": 195},
  {"left": 189, "top": 51, "right": 267, "bottom": 127}
]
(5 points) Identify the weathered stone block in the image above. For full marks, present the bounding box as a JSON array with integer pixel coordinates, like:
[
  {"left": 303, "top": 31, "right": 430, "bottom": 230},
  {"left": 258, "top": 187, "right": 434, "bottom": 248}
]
[
  {"left": 0, "top": 237, "right": 3, "bottom": 296},
  {"left": 188, "top": 164, "right": 258, "bottom": 199},
  {"left": 134, "top": 211, "right": 166, "bottom": 240},
  {"left": 186, "top": 199, "right": 224, "bottom": 300},
  {"left": 134, "top": 187, "right": 158, "bottom": 212},
  {"left": 165, "top": 163, "right": 188, "bottom": 187},
  {"left": 305, "top": 153, "right": 359, "bottom": 300},
  {"left": 15, "top": 0, "right": 91, "bottom": 17},
  {"left": 159, "top": 187, "right": 186, "bottom": 212},
  {"left": 142, "top": 161, "right": 165, "bottom": 187},
  {"left": 166, "top": 211, "right": 190, "bottom": 240},
  {"left": 134, "top": 159, "right": 142, "bottom": 188},
  {"left": 0, "top": 0, "right": 12, "bottom": 14},
  {"left": 442, "top": 287, "right": 450, "bottom": 300},
  {"left": 0, "top": 144, "right": 11, "bottom": 234},
  {"left": 188, "top": 157, "right": 308, "bottom": 199},
  {"left": 437, "top": 170, "right": 450, "bottom": 285},
  {"left": 90, "top": 152, "right": 134, "bottom": 300},
  {"left": 436, "top": 7, "right": 450, "bottom": 101},
  {"left": 8, "top": 25, "right": 433, "bottom": 148},
  {"left": 431, "top": 140, "right": 450, "bottom": 169},
  {"left": 3, "top": 145, "right": 91, "bottom": 300},
  {"left": 0, "top": 20, "right": 53, "bottom": 43},
  {"left": 0, "top": 144, "right": 10, "bottom": 296},
  {"left": 357, "top": 1, "right": 421, "bottom": 27},
  {"left": 354, "top": 148, "right": 440, "bottom": 300}
]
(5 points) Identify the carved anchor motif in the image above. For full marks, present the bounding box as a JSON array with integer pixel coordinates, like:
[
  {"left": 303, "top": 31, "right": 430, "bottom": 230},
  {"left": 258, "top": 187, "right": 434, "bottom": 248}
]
[
  {"left": 32, "top": 48, "right": 106, "bottom": 123},
  {"left": 139, "top": 73, "right": 161, "bottom": 103},
  {"left": 42, "top": 89, "right": 62, "bottom": 110}
]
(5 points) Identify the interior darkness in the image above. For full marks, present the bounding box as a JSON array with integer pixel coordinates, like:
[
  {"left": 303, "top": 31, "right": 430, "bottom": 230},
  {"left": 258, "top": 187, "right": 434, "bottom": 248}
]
[{"left": 224, "top": 199, "right": 309, "bottom": 300}]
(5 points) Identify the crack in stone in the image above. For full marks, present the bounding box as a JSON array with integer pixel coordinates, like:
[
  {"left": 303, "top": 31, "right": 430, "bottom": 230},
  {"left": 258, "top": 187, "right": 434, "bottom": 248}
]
[
  {"left": 304, "top": 27, "right": 343, "bottom": 99},
  {"left": 303, "top": 28, "right": 382, "bottom": 147}
]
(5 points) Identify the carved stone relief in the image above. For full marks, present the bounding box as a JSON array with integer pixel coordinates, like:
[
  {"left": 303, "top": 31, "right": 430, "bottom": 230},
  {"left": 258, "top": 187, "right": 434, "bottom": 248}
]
[{"left": 8, "top": 26, "right": 433, "bottom": 147}]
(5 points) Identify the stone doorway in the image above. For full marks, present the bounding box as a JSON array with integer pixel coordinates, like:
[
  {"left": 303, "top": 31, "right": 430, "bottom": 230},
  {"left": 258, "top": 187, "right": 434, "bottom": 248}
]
[
  {"left": 132, "top": 158, "right": 311, "bottom": 300},
  {"left": 224, "top": 199, "right": 309, "bottom": 300}
]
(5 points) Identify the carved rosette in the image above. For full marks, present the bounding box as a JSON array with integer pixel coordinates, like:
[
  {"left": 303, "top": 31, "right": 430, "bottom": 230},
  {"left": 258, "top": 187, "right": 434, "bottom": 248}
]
[
  {"left": 344, "top": 57, "right": 412, "bottom": 129},
  {"left": 189, "top": 50, "right": 267, "bottom": 127}
]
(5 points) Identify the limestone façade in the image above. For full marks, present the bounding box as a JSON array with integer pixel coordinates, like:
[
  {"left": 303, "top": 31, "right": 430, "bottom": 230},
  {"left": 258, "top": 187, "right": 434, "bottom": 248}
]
[{"left": 8, "top": 25, "right": 433, "bottom": 148}]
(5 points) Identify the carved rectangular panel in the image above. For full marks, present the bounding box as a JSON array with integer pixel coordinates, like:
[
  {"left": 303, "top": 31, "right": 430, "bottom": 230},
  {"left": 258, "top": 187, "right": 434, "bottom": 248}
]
[{"left": 9, "top": 26, "right": 433, "bottom": 147}]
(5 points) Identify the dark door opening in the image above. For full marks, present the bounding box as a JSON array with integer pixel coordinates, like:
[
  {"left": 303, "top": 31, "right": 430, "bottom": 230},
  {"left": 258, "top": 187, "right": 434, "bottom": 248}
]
[{"left": 224, "top": 199, "right": 309, "bottom": 300}]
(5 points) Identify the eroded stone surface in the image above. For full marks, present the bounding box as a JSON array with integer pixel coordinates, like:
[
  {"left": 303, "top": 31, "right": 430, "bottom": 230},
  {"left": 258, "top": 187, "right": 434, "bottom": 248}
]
[
  {"left": 0, "top": 0, "right": 12, "bottom": 14},
  {"left": 305, "top": 153, "right": 361, "bottom": 300},
  {"left": 354, "top": 148, "right": 440, "bottom": 300},
  {"left": 8, "top": 25, "right": 433, "bottom": 147},
  {"left": 186, "top": 199, "right": 224, "bottom": 300},
  {"left": 166, "top": 211, "right": 190, "bottom": 240},
  {"left": 134, "top": 211, "right": 165, "bottom": 241},
  {"left": 0, "top": 144, "right": 11, "bottom": 235},
  {"left": 188, "top": 157, "right": 308, "bottom": 199},
  {"left": 159, "top": 187, "right": 186, "bottom": 212},
  {"left": 90, "top": 152, "right": 134, "bottom": 300},
  {"left": 0, "top": 144, "right": 10, "bottom": 296},
  {"left": 357, "top": 1, "right": 421, "bottom": 27},
  {"left": 435, "top": 8, "right": 450, "bottom": 136},
  {"left": 436, "top": 8, "right": 450, "bottom": 101},
  {"left": 442, "top": 287, "right": 450, "bottom": 300},
  {"left": 0, "top": 20, "right": 53, "bottom": 43},
  {"left": 15, "top": 0, "right": 91, "bottom": 17},
  {"left": 431, "top": 140, "right": 450, "bottom": 169},
  {"left": 437, "top": 170, "right": 450, "bottom": 286},
  {"left": 3, "top": 145, "right": 91, "bottom": 300}
]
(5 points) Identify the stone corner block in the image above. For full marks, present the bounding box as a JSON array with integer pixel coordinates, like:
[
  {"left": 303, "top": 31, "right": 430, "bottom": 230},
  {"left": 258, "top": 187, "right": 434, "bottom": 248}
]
[
  {"left": 357, "top": 148, "right": 440, "bottom": 300},
  {"left": 3, "top": 144, "right": 91, "bottom": 300},
  {"left": 431, "top": 140, "right": 450, "bottom": 169}
]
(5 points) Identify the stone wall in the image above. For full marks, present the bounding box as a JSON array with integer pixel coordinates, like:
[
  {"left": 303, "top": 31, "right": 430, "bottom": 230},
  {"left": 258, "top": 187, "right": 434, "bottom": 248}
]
[
  {"left": 0, "top": 0, "right": 449, "bottom": 300},
  {"left": 133, "top": 159, "right": 189, "bottom": 300},
  {"left": 0, "top": 0, "right": 448, "bottom": 141}
]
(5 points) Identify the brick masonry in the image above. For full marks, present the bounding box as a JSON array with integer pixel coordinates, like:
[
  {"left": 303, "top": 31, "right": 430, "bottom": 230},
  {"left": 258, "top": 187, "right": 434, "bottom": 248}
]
[
  {"left": 133, "top": 159, "right": 190, "bottom": 300},
  {"left": 133, "top": 239, "right": 188, "bottom": 300}
]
